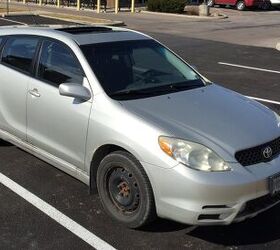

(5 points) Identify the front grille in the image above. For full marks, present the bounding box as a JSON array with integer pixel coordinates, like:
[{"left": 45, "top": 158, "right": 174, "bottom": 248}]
[
  {"left": 237, "top": 193, "right": 280, "bottom": 218},
  {"left": 235, "top": 137, "right": 280, "bottom": 166}
]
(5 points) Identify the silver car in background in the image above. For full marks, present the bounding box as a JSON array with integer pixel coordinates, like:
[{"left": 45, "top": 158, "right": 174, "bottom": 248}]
[{"left": 0, "top": 26, "right": 280, "bottom": 228}]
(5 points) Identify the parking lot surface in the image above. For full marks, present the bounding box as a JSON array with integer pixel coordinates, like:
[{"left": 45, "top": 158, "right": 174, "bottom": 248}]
[
  {"left": 0, "top": 15, "right": 77, "bottom": 26},
  {"left": 0, "top": 13, "right": 280, "bottom": 250}
]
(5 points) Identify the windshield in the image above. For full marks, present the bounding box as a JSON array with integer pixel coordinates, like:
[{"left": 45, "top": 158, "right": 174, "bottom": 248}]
[{"left": 81, "top": 39, "right": 205, "bottom": 100}]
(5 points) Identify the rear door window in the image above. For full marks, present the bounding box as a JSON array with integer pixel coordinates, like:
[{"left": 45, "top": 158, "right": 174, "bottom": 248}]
[
  {"left": 37, "top": 40, "right": 84, "bottom": 87},
  {"left": 2, "top": 36, "right": 39, "bottom": 74}
]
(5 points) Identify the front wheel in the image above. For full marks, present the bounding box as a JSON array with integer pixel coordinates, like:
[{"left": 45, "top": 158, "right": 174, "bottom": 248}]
[
  {"left": 97, "top": 151, "right": 156, "bottom": 228},
  {"left": 236, "top": 0, "right": 246, "bottom": 10}
]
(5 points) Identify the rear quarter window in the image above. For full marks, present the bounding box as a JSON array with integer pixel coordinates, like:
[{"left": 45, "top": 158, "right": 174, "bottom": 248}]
[{"left": 2, "top": 36, "right": 39, "bottom": 74}]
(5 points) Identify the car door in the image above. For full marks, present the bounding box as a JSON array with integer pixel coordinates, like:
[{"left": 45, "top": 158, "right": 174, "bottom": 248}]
[
  {"left": 27, "top": 39, "right": 92, "bottom": 170},
  {"left": 0, "top": 36, "right": 40, "bottom": 141}
]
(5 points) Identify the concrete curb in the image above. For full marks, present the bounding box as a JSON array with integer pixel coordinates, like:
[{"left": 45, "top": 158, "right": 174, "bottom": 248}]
[
  {"left": 1, "top": 11, "right": 125, "bottom": 26},
  {"left": 141, "top": 10, "right": 228, "bottom": 19},
  {"left": 277, "top": 43, "right": 280, "bottom": 51},
  {"left": 1, "top": 12, "right": 36, "bottom": 17},
  {"left": 39, "top": 13, "right": 125, "bottom": 26}
]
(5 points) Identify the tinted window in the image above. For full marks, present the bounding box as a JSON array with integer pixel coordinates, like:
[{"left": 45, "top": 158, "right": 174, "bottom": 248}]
[
  {"left": 133, "top": 46, "right": 175, "bottom": 73},
  {"left": 82, "top": 40, "right": 203, "bottom": 100},
  {"left": 2, "top": 36, "right": 39, "bottom": 73},
  {"left": 38, "top": 40, "right": 84, "bottom": 86}
]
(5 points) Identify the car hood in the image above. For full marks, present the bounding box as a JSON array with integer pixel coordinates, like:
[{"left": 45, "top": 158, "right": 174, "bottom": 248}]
[{"left": 121, "top": 84, "right": 280, "bottom": 162}]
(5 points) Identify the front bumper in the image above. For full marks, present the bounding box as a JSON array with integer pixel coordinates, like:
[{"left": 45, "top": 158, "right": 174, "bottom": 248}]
[{"left": 142, "top": 154, "right": 280, "bottom": 225}]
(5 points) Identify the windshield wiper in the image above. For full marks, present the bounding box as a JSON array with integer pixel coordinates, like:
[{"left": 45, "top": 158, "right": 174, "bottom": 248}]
[
  {"left": 138, "top": 81, "right": 204, "bottom": 93},
  {"left": 109, "top": 89, "right": 153, "bottom": 98},
  {"left": 168, "top": 82, "right": 203, "bottom": 90},
  {"left": 109, "top": 81, "right": 204, "bottom": 100}
]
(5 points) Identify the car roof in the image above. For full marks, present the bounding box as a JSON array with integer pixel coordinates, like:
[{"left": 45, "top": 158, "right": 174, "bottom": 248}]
[{"left": 0, "top": 25, "right": 151, "bottom": 45}]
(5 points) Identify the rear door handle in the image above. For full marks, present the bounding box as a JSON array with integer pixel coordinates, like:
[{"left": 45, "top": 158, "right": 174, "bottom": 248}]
[{"left": 29, "top": 88, "right": 41, "bottom": 98}]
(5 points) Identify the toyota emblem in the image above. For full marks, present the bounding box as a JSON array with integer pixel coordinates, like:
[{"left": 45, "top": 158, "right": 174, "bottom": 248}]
[{"left": 263, "top": 147, "right": 273, "bottom": 159}]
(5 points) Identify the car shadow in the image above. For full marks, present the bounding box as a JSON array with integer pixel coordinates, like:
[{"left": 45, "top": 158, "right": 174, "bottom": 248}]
[
  {"left": 0, "top": 139, "right": 13, "bottom": 147},
  {"left": 140, "top": 218, "right": 190, "bottom": 233},
  {"left": 188, "top": 203, "right": 280, "bottom": 246},
  {"left": 141, "top": 203, "right": 280, "bottom": 244}
]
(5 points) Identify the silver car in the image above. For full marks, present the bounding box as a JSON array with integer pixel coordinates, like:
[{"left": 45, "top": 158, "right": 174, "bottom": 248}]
[{"left": 0, "top": 26, "right": 280, "bottom": 228}]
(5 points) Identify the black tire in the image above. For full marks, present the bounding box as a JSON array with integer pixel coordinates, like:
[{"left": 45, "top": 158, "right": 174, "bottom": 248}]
[
  {"left": 236, "top": 0, "right": 246, "bottom": 10},
  {"left": 97, "top": 151, "right": 156, "bottom": 228},
  {"left": 207, "top": 0, "right": 215, "bottom": 7}
]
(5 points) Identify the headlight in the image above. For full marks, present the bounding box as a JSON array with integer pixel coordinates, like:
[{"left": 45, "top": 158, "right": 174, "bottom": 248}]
[
  {"left": 274, "top": 112, "right": 280, "bottom": 127},
  {"left": 159, "top": 136, "right": 231, "bottom": 172}
]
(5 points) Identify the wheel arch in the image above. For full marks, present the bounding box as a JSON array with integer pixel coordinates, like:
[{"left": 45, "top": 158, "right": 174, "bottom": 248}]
[{"left": 90, "top": 144, "right": 133, "bottom": 193}]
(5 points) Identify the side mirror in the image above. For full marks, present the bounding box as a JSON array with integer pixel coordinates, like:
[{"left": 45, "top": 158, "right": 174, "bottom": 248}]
[{"left": 59, "top": 83, "right": 91, "bottom": 101}]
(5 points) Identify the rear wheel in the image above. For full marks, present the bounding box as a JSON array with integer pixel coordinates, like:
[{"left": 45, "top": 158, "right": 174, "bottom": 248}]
[
  {"left": 236, "top": 0, "right": 246, "bottom": 10},
  {"left": 97, "top": 151, "right": 156, "bottom": 228}
]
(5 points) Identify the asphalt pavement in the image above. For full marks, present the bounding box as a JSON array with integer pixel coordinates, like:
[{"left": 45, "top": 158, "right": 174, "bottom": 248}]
[
  {"left": 151, "top": 32, "right": 280, "bottom": 103},
  {"left": 0, "top": 15, "right": 280, "bottom": 250},
  {"left": 0, "top": 15, "right": 78, "bottom": 25}
]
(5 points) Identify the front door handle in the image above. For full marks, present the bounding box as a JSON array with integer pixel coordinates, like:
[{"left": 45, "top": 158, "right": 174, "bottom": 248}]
[{"left": 29, "top": 88, "right": 41, "bottom": 98}]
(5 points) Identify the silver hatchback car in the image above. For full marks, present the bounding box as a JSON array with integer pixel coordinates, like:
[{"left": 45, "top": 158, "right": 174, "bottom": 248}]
[{"left": 0, "top": 26, "right": 280, "bottom": 228}]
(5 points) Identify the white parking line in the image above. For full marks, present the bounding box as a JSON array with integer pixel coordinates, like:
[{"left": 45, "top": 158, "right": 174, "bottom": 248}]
[
  {"left": 0, "top": 172, "right": 116, "bottom": 250},
  {"left": 218, "top": 62, "right": 280, "bottom": 74},
  {"left": 247, "top": 96, "right": 280, "bottom": 105}
]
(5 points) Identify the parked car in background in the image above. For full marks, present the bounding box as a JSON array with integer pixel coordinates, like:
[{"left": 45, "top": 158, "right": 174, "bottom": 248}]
[
  {"left": 270, "top": 0, "right": 280, "bottom": 8},
  {"left": 207, "top": 0, "right": 271, "bottom": 10}
]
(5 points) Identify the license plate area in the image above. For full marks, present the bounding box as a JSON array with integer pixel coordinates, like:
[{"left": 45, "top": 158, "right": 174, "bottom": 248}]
[{"left": 269, "top": 173, "right": 280, "bottom": 196}]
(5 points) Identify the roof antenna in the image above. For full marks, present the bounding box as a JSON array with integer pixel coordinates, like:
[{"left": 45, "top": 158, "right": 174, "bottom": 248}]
[{"left": 25, "top": 1, "right": 39, "bottom": 26}]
